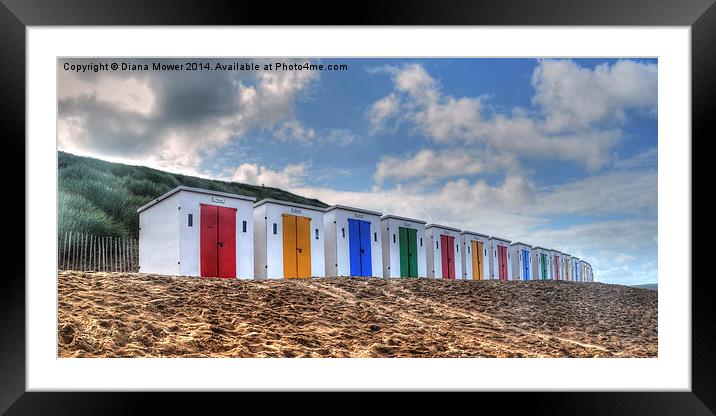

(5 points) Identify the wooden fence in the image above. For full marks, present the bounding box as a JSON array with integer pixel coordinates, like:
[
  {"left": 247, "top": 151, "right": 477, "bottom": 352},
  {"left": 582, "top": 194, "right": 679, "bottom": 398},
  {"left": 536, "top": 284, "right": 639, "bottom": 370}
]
[{"left": 58, "top": 231, "right": 139, "bottom": 272}]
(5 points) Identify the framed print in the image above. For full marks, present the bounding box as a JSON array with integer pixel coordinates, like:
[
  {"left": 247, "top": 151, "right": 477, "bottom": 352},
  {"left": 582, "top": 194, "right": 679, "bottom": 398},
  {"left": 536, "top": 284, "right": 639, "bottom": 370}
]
[{"left": 2, "top": 0, "right": 712, "bottom": 414}]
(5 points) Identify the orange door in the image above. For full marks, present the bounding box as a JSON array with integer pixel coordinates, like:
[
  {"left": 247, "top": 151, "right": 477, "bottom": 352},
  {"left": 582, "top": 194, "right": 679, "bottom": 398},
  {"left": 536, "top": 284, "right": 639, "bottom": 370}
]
[
  {"left": 475, "top": 241, "right": 484, "bottom": 280},
  {"left": 296, "top": 216, "right": 312, "bottom": 278},
  {"left": 471, "top": 241, "right": 479, "bottom": 280},
  {"left": 282, "top": 214, "right": 298, "bottom": 278}
]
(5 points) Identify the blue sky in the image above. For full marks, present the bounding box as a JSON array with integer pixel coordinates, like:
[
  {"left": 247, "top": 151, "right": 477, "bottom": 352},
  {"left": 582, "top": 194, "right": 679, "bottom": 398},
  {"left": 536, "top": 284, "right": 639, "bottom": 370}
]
[{"left": 58, "top": 58, "right": 658, "bottom": 285}]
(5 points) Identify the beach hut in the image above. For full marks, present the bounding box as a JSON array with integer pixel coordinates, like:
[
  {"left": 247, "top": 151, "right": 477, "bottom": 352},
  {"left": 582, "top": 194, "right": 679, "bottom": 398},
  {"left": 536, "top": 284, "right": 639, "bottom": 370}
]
[
  {"left": 488, "top": 237, "right": 512, "bottom": 281},
  {"left": 572, "top": 257, "right": 581, "bottom": 282},
  {"left": 549, "top": 250, "right": 562, "bottom": 280},
  {"left": 460, "top": 231, "right": 490, "bottom": 281},
  {"left": 380, "top": 215, "right": 427, "bottom": 278},
  {"left": 563, "top": 254, "right": 573, "bottom": 281},
  {"left": 323, "top": 205, "right": 383, "bottom": 277},
  {"left": 137, "top": 186, "right": 256, "bottom": 279},
  {"left": 530, "top": 246, "right": 551, "bottom": 280},
  {"left": 425, "top": 224, "right": 462, "bottom": 279},
  {"left": 583, "top": 262, "right": 590, "bottom": 282},
  {"left": 253, "top": 199, "right": 326, "bottom": 279},
  {"left": 509, "top": 242, "right": 533, "bottom": 280},
  {"left": 582, "top": 260, "right": 590, "bottom": 282}
]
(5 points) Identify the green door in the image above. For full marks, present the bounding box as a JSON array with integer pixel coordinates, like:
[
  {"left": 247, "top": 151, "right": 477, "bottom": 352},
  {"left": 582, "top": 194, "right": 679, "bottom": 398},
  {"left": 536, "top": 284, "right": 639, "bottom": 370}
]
[
  {"left": 540, "top": 253, "right": 548, "bottom": 280},
  {"left": 408, "top": 228, "right": 418, "bottom": 277},
  {"left": 399, "top": 227, "right": 409, "bottom": 277},
  {"left": 399, "top": 227, "right": 419, "bottom": 277}
]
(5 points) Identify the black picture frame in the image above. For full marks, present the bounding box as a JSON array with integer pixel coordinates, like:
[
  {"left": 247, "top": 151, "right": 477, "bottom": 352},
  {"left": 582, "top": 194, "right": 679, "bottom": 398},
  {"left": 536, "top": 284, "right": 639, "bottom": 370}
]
[{"left": 1, "top": 0, "right": 710, "bottom": 414}]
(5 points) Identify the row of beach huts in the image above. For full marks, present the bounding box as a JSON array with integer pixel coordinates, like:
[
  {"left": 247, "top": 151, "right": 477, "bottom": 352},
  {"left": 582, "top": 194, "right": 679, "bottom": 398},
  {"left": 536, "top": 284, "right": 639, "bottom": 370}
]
[{"left": 137, "top": 186, "right": 595, "bottom": 282}]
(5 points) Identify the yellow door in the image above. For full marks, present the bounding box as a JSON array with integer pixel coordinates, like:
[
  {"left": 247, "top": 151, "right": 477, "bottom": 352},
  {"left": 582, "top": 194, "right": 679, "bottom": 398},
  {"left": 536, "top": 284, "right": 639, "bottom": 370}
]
[
  {"left": 282, "top": 214, "right": 298, "bottom": 278},
  {"left": 477, "top": 241, "right": 484, "bottom": 280},
  {"left": 296, "top": 216, "right": 312, "bottom": 278},
  {"left": 471, "top": 240, "right": 483, "bottom": 280}
]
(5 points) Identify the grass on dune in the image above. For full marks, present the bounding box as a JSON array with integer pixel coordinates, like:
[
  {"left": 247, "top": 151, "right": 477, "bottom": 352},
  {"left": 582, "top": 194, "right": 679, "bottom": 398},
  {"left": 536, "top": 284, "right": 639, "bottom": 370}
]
[{"left": 58, "top": 151, "right": 327, "bottom": 238}]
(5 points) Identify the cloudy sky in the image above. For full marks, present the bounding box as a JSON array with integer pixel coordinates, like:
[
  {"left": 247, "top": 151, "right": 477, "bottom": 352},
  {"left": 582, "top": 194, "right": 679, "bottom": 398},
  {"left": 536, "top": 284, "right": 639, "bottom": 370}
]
[{"left": 58, "top": 58, "right": 658, "bottom": 285}]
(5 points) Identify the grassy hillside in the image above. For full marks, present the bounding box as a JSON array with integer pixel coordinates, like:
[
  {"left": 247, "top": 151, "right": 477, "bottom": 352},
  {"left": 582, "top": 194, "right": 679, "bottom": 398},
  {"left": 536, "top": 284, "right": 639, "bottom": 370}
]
[
  {"left": 630, "top": 283, "right": 658, "bottom": 291},
  {"left": 58, "top": 151, "right": 327, "bottom": 238}
]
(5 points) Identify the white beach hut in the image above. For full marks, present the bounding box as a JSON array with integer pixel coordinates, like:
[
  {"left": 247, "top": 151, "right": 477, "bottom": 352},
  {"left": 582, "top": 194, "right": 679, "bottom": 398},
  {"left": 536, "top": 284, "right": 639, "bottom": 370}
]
[
  {"left": 509, "top": 242, "right": 533, "bottom": 281},
  {"left": 488, "top": 236, "right": 512, "bottom": 281},
  {"left": 380, "top": 215, "right": 427, "bottom": 278},
  {"left": 253, "top": 199, "right": 326, "bottom": 279},
  {"left": 460, "top": 231, "right": 490, "bottom": 281},
  {"left": 425, "top": 224, "right": 462, "bottom": 279},
  {"left": 572, "top": 257, "right": 581, "bottom": 282},
  {"left": 323, "top": 205, "right": 383, "bottom": 277},
  {"left": 137, "top": 186, "right": 256, "bottom": 279},
  {"left": 549, "top": 249, "right": 563, "bottom": 280},
  {"left": 530, "top": 246, "right": 551, "bottom": 280},
  {"left": 563, "top": 254, "right": 573, "bottom": 281}
]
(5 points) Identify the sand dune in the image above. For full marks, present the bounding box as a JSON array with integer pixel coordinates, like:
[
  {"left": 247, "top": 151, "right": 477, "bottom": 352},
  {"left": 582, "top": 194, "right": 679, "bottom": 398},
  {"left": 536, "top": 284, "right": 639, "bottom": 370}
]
[{"left": 58, "top": 271, "right": 657, "bottom": 358}]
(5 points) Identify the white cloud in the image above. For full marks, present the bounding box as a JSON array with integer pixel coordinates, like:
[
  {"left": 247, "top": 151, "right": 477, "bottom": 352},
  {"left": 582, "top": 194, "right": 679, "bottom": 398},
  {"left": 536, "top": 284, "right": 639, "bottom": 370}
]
[
  {"left": 374, "top": 148, "right": 519, "bottom": 184},
  {"left": 413, "top": 96, "right": 482, "bottom": 142},
  {"left": 326, "top": 129, "right": 356, "bottom": 145},
  {"left": 614, "top": 147, "right": 658, "bottom": 170},
  {"left": 273, "top": 120, "right": 317, "bottom": 143},
  {"left": 230, "top": 162, "right": 308, "bottom": 190},
  {"left": 58, "top": 58, "right": 319, "bottom": 174},
  {"left": 59, "top": 71, "right": 156, "bottom": 116},
  {"left": 368, "top": 93, "right": 400, "bottom": 132},
  {"left": 532, "top": 59, "right": 658, "bottom": 132},
  {"left": 368, "top": 60, "right": 657, "bottom": 172},
  {"left": 528, "top": 168, "right": 657, "bottom": 217},
  {"left": 272, "top": 122, "right": 356, "bottom": 146},
  {"left": 393, "top": 64, "right": 438, "bottom": 103}
]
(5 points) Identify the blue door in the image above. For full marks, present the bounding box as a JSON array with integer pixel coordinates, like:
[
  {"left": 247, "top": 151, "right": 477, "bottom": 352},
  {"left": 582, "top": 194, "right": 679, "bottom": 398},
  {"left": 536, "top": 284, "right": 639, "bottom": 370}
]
[
  {"left": 522, "top": 249, "right": 530, "bottom": 280},
  {"left": 359, "top": 220, "right": 372, "bottom": 276},
  {"left": 348, "top": 219, "right": 373, "bottom": 276},
  {"left": 574, "top": 260, "right": 579, "bottom": 281}
]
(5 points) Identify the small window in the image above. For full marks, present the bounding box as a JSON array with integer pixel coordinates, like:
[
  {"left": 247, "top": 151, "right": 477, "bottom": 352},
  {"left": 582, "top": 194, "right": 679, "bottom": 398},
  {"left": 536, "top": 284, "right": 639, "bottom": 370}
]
[
  {"left": 393, "top": 234, "right": 396, "bottom": 244},
  {"left": 436, "top": 241, "right": 439, "bottom": 249},
  {"left": 187, "top": 213, "right": 193, "bottom": 227},
  {"left": 342, "top": 228, "right": 345, "bottom": 238},
  {"left": 273, "top": 223, "right": 277, "bottom": 235},
  {"left": 420, "top": 238, "right": 423, "bottom": 247},
  {"left": 457, "top": 245, "right": 459, "bottom": 252},
  {"left": 374, "top": 232, "right": 377, "bottom": 242},
  {"left": 242, "top": 220, "right": 247, "bottom": 233},
  {"left": 468, "top": 246, "right": 470, "bottom": 254},
  {"left": 315, "top": 229, "right": 319, "bottom": 240}
]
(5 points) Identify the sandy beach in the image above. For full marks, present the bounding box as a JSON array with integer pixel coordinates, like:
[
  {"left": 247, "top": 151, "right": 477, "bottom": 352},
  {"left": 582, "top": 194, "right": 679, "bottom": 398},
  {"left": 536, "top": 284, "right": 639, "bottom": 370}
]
[{"left": 58, "top": 271, "right": 657, "bottom": 358}]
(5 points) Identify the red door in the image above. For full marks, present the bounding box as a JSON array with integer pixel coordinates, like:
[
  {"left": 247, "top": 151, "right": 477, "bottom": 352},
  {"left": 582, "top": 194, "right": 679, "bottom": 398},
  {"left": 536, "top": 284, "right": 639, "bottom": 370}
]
[
  {"left": 440, "top": 235, "right": 455, "bottom": 279},
  {"left": 554, "top": 255, "right": 560, "bottom": 280},
  {"left": 200, "top": 204, "right": 237, "bottom": 278},
  {"left": 498, "top": 245, "right": 508, "bottom": 281},
  {"left": 217, "top": 206, "right": 237, "bottom": 278}
]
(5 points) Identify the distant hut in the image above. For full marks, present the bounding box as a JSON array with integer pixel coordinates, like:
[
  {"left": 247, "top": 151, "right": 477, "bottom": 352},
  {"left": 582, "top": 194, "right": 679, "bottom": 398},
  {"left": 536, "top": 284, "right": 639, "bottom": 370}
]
[
  {"left": 323, "top": 205, "right": 383, "bottom": 277},
  {"left": 509, "top": 242, "right": 533, "bottom": 280},
  {"left": 531, "top": 246, "right": 551, "bottom": 280},
  {"left": 460, "top": 231, "right": 490, "bottom": 280},
  {"left": 425, "top": 224, "right": 462, "bottom": 279},
  {"left": 253, "top": 199, "right": 326, "bottom": 279},
  {"left": 380, "top": 215, "right": 427, "bottom": 278},
  {"left": 488, "top": 236, "right": 512, "bottom": 281}
]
